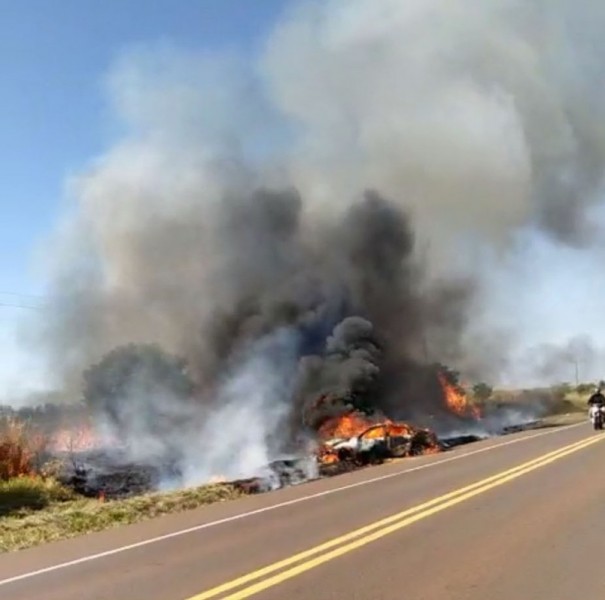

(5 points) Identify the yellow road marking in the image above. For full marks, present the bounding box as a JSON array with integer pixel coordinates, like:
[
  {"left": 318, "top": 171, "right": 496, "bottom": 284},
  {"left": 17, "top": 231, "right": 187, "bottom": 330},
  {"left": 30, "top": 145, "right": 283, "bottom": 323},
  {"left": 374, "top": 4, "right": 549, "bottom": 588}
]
[{"left": 185, "top": 434, "right": 602, "bottom": 600}]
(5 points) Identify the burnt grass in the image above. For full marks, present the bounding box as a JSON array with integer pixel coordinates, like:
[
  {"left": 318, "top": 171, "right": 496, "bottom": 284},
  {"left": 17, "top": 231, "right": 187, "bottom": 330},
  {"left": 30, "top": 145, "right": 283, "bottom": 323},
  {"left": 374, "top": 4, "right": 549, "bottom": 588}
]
[{"left": 57, "top": 419, "right": 543, "bottom": 500}]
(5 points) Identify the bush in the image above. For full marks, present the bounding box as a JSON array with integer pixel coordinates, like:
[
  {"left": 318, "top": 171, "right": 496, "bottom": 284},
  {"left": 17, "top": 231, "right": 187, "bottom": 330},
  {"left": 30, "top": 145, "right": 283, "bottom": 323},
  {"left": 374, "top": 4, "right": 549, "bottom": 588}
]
[
  {"left": 472, "top": 382, "right": 493, "bottom": 402},
  {"left": 0, "top": 418, "right": 47, "bottom": 481},
  {"left": 576, "top": 383, "right": 595, "bottom": 395},
  {"left": 0, "top": 476, "right": 74, "bottom": 516}
]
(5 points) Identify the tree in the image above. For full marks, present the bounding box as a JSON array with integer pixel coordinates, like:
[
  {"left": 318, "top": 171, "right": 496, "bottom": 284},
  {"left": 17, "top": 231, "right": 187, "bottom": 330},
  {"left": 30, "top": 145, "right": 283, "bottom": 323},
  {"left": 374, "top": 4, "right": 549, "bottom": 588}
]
[
  {"left": 472, "top": 382, "right": 493, "bottom": 403},
  {"left": 576, "top": 383, "right": 594, "bottom": 395},
  {"left": 82, "top": 343, "right": 195, "bottom": 438},
  {"left": 432, "top": 362, "right": 461, "bottom": 386}
]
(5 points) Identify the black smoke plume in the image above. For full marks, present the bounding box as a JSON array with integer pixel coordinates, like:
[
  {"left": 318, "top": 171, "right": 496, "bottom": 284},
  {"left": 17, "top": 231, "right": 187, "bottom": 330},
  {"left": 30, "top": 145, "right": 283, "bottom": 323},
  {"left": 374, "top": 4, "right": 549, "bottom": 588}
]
[{"left": 69, "top": 188, "right": 471, "bottom": 483}]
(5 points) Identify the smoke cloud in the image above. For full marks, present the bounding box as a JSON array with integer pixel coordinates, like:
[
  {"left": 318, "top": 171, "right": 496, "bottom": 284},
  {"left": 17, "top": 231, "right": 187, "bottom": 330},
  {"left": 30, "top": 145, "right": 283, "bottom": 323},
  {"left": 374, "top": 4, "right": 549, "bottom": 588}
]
[
  {"left": 518, "top": 335, "right": 604, "bottom": 387},
  {"left": 264, "top": 0, "right": 605, "bottom": 248},
  {"left": 30, "top": 0, "right": 605, "bottom": 483}
]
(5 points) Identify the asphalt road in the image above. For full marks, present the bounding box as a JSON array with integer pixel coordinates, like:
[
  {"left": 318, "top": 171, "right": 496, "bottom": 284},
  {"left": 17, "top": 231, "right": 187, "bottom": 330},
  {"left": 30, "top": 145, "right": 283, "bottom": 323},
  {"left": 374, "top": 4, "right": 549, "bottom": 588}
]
[{"left": 1, "top": 421, "right": 602, "bottom": 600}]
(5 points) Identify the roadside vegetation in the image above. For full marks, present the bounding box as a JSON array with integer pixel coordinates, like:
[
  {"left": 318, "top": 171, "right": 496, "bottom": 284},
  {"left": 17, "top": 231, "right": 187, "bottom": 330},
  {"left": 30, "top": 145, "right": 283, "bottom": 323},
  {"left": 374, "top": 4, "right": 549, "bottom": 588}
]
[
  {"left": 468, "top": 381, "right": 590, "bottom": 416},
  {"left": 0, "top": 380, "right": 593, "bottom": 552},
  {"left": 0, "top": 415, "right": 243, "bottom": 552},
  {"left": 0, "top": 478, "right": 243, "bottom": 552}
]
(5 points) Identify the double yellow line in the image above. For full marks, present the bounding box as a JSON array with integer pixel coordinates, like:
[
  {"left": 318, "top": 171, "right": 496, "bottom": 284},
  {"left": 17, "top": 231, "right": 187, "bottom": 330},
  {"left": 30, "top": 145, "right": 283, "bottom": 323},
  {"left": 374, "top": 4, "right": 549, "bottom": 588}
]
[{"left": 185, "top": 434, "right": 603, "bottom": 600}]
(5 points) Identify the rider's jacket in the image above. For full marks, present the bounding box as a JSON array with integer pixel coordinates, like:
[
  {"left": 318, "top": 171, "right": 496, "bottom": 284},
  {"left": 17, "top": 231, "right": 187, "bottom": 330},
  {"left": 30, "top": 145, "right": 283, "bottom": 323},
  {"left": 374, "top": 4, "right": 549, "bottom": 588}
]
[{"left": 588, "top": 392, "right": 605, "bottom": 406}]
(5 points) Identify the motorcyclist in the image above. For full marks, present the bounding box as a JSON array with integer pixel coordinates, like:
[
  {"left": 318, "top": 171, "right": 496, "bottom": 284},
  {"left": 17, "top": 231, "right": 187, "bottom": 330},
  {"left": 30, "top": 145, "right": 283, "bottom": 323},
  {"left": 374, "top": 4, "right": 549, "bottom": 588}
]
[
  {"left": 587, "top": 386, "right": 605, "bottom": 425},
  {"left": 587, "top": 386, "right": 605, "bottom": 407}
]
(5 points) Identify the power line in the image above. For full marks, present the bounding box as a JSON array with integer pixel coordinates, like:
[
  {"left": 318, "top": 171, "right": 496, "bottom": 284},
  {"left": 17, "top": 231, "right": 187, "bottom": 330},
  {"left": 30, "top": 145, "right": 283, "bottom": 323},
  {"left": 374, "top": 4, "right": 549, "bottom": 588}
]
[
  {"left": 0, "top": 291, "right": 46, "bottom": 299},
  {"left": 0, "top": 291, "right": 48, "bottom": 310},
  {"left": 0, "top": 296, "right": 47, "bottom": 311},
  {"left": 0, "top": 302, "right": 43, "bottom": 311}
]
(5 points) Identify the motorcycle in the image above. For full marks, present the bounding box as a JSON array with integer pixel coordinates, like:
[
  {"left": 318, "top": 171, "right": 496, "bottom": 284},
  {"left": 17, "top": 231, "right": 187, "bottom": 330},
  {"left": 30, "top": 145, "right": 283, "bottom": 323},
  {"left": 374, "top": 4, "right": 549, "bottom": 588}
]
[{"left": 589, "top": 404, "right": 605, "bottom": 430}]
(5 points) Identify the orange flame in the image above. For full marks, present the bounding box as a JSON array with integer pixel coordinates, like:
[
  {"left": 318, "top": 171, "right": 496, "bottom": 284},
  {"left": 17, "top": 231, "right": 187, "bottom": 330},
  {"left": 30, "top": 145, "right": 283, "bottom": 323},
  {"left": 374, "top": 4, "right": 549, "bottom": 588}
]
[
  {"left": 318, "top": 412, "right": 416, "bottom": 440},
  {"left": 318, "top": 412, "right": 375, "bottom": 439},
  {"left": 317, "top": 447, "right": 340, "bottom": 464},
  {"left": 316, "top": 411, "right": 439, "bottom": 465},
  {"left": 438, "top": 373, "right": 481, "bottom": 419}
]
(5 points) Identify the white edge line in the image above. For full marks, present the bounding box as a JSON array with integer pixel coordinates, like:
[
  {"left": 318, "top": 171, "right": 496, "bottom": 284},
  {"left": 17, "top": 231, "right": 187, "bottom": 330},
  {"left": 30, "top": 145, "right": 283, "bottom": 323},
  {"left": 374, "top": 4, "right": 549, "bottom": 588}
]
[{"left": 0, "top": 422, "right": 584, "bottom": 587}]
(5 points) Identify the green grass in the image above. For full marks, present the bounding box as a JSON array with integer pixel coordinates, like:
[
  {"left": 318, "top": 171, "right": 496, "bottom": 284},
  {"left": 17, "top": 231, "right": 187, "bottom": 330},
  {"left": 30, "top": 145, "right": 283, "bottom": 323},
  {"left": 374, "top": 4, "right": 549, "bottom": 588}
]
[
  {"left": 0, "top": 480, "right": 244, "bottom": 553},
  {"left": 0, "top": 476, "right": 75, "bottom": 516}
]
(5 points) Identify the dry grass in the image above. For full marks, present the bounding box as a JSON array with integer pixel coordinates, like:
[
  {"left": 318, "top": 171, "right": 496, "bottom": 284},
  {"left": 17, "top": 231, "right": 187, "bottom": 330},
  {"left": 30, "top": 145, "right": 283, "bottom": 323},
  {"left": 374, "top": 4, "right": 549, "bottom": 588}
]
[
  {"left": 561, "top": 390, "right": 590, "bottom": 412},
  {"left": 0, "top": 416, "right": 246, "bottom": 553},
  {"left": 0, "top": 482, "right": 244, "bottom": 553},
  {"left": 488, "top": 386, "right": 588, "bottom": 416}
]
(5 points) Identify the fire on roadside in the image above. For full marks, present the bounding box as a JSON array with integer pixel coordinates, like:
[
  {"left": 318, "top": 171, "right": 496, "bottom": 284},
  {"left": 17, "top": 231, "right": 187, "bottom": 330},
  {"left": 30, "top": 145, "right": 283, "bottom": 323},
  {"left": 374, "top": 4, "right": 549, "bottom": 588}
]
[
  {"left": 21, "top": 367, "right": 482, "bottom": 490},
  {"left": 438, "top": 372, "right": 482, "bottom": 419},
  {"left": 49, "top": 423, "right": 102, "bottom": 453},
  {"left": 0, "top": 418, "right": 46, "bottom": 480}
]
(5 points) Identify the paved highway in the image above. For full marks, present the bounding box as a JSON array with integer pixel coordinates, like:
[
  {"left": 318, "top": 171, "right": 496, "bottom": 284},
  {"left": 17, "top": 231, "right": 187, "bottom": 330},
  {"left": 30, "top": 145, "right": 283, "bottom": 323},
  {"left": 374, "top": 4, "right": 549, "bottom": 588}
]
[{"left": 0, "top": 421, "right": 602, "bottom": 599}]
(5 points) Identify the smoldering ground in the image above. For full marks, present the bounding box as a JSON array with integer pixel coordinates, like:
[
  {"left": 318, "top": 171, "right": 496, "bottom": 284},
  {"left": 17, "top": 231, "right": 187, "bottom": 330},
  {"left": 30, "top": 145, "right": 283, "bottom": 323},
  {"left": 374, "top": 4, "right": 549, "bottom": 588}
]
[{"left": 27, "top": 0, "right": 605, "bottom": 484}]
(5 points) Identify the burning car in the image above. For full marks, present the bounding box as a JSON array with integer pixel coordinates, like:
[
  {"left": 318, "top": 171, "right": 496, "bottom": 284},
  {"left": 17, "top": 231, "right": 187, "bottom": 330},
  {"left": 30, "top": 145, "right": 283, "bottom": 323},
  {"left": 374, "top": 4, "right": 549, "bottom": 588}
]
[{"left": 316, "top": 412, "right": 440, "bottom": 471}]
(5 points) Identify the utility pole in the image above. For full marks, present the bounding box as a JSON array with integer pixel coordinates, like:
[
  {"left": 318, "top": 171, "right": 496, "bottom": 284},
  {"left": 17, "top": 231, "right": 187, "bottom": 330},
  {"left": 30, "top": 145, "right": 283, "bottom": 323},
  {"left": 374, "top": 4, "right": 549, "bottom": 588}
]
[{"left": 572, "top": 356, "right": 579, "bottom": 387}]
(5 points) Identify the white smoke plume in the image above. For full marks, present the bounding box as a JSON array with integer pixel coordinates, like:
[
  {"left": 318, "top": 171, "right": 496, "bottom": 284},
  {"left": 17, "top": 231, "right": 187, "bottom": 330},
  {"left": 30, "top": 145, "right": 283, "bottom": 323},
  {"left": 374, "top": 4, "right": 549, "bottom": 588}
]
[
  {"left": 264, "top": 0, "right": 605, "bottom": 246},
  {"left": 179, "top": 328, "right": 301, "bottom": 485}
]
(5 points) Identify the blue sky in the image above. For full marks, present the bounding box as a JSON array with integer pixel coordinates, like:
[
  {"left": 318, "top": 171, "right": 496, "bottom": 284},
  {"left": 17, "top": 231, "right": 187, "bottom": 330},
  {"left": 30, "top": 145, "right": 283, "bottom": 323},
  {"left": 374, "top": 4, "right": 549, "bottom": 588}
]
[
  {"left": 1, "top": 0, "right": 289, "bottom": 296},
  {"left": 0, "top": 0, "right": 291, "bottom": 399}
]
